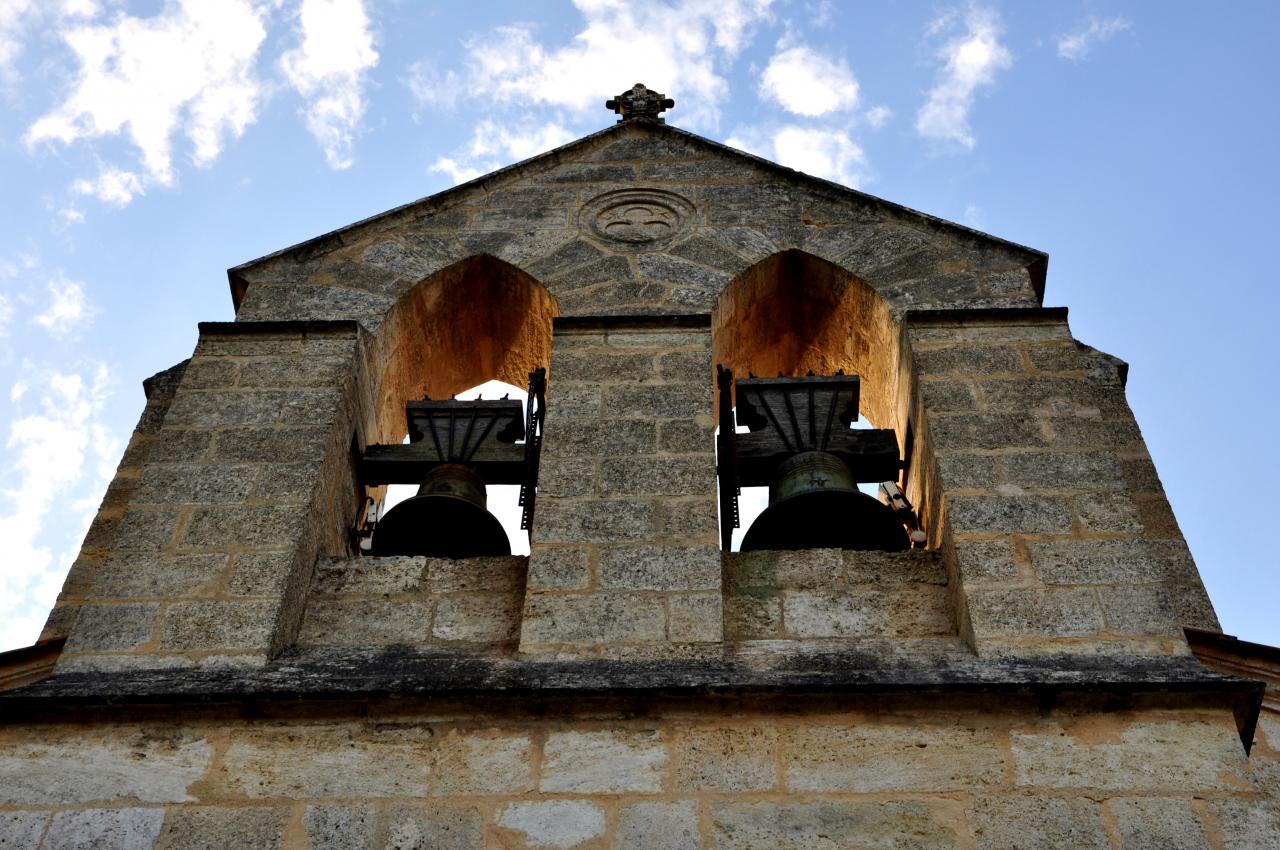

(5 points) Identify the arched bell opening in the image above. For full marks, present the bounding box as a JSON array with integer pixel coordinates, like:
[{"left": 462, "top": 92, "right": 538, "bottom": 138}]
[
  {"left": 711, "top": 249, "right": 924, "bottom": 552},
  {"left": 352, "top": 255, "right": 557, "bottom": 558}
]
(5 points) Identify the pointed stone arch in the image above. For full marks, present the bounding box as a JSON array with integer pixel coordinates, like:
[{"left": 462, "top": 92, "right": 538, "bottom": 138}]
[
  {"left": 712, "top": 248, "right": 904, "bottom": 433},
  {"left": 362, "top": 254, "right": 558, "bottom": 444}
]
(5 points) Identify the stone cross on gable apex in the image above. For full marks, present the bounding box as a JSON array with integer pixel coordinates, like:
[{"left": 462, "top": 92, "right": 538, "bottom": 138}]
[{"left": 605, "top": 83, "right": 675, "bottom": 123}]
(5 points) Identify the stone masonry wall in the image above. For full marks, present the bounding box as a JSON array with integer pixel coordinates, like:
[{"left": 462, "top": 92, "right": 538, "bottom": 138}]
[
  {"left": 519, "top": 319, "right": 721, "bottom": 657},
  {"left": 0, "top": 698, "right": 1275, "bottom": 849},
  {"left": 49, "top": 322, "right": 364, "bottom": 673},
  {"left": 908, "top": 311, "right": 1220, "bottom": 658},
  {"left": 298, "top": 556, "right": 526, "bottom": 650}
]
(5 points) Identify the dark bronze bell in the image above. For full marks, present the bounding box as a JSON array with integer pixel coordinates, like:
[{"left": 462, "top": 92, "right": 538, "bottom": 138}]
[
  {"left": 739, "top": 451, "right": 909, "bottom": 552},
  {"left": 370, "top": 464, "right": 512, "bottom": 557}
]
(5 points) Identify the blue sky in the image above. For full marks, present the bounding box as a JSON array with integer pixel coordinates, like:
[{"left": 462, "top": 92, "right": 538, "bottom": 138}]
[{"left": 1, "top": 0, "right": 1276, "bottom": 651}]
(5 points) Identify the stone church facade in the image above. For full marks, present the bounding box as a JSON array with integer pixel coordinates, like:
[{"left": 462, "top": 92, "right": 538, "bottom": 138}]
[{"left": 1, "top": 87, "right": 1276, "bottom": 848}]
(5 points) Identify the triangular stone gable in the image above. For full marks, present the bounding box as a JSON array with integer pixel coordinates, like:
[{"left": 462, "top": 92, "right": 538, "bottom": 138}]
[{"left": 229, "top": 120, "right": 1048, "bottom": 329}]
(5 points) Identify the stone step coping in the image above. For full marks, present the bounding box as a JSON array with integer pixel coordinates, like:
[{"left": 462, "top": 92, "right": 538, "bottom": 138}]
[{"left": 2, "top": 646, "right": 1261, "bottom": 749}]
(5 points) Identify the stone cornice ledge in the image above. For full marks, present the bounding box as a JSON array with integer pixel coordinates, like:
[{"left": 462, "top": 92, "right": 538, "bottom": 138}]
[{"left": 1, "top": 648, "right": 1262, "bottom": 750}]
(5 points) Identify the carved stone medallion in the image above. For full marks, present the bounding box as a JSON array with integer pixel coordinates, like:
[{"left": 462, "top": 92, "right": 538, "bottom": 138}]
[{"left": 579, "top": 189, "right": 695, "bottom": 251}]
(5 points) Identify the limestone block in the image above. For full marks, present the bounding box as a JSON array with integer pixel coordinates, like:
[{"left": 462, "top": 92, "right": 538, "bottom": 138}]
[
  {"left": 1210, "top": 799, "right": 1280, "bottom": 850},
  {"left": 0, "top": 812, "right": 47, "bottom": 848},
  {"left": 210, "top": 426, "right": 330, "bottom": 463},
  {"left": 433, "top": 732, "right": 533, "bottom": 795},
  {"left": 602, "top": 384, "right": 709, "bottom": 419},
  {"left": 229, "top": 551, "right": 296, "bottom": 597},
  {"left": 937, "top": 453, "right": 999, "bottom": 488},
  {"left": 598, "top": 545, "right": 719, "bottom": 590},
  {"left": 999, "top": 451, "right": 1123, "bottom": 490},
  {"left": 842, "top": 550, "right": 948, "bottom": 584},
  {"left": 971, "top": 796, "right": 1108, "bottom": 849},
  {"left": 237, "top": 355, "right": 348, "bottom": 388},
  {"left": 551, "top": 351, "right": 658, "bottom": 384},
  {"left": 379, "top": 804, "right": 484, "bottom": 850},
  {"left": 1046, "top": 416, "right": 1143, "bottom": 451},
  {"left": 63, "top": 603, "right": 158, "bottom": 652},
  {"left": 496, "top": 801, "right": 606, "bottom": 849},
  {"left": 914, "top": 345, "right": 1025, "bottom": 375},
  {"left": 657, "top": 420, "right": 713, "bottom": 453},
  {"left": 929, "top": 414, "right": 1049, "bottom": 451},
  {"left": 540, "top": 730, "right": 667, "bottom": 793},
  {"left": 676, "top": 727, "right": 776, "bottom": 791},
  {"left": 711, "top": 800, "right": 959, "bottom": 850},
  {"left": 534, "top": 500, "right": 654, "bottom": 544},
  {"left": 919, "top": 380, "right": 978, "bottom": 412},
  {"left": 426, "top": 557, "right": 526, "bottom": 593},
  {"left": 312, "top": 556, "right": 425, "bottom": 595},
  {"left": 953, "top": 540, "right": 1019, "bottom": 583},
  {"left": 1100, "top": 585, "right": 1220, "bottom": 635},
  {"left": 134, "top": 464, "right": 258, "bottom": 505},
  {"left": 668, "top": 593, "right": 722, "bottom": 642},
  {"left": 159, "top": 601, "right": 277, "bottom": 651},
  {"left": 783, "top": 724, "right": 1003, "bottom": 792},
  {"left": 305, "top": 804, "right": 374, "bottom": 850},
  {"left": 297, "top": 599, "right": 431, "bottom": 646},
  {"left": 431, "top": 594, "right": 521, "bottom": 643},
  {"left": 527, "top": 549, "right": 590, "bottom": 591},
  {"left": 967, "top": 587, "right": 1103, "bottom": 637},
  {"left": 522, "top": 594, "right": 665, "bottom": 645},
  {"left": 617, "top": 802, "right": 700, "bottom": 850},
  {"left": 946, "top": 495, "right": 1073, "bottom": 534},
  {"left": 112, "top": 507, "right": 182, "bottom": 552},
  {"left": 1029, "top": 539, "right": 1196, "bottom": 585},
  {"left": 542, "top": 421, "right": 657, "bottom": 458},
  {"left": 724, "top": 590, "right": 782, "bottom": 638},
  {"left": 1110, "top": 797, "right": 1211, "bottom": 850},
  {"left": 1012, "top": 718, "right": 1246, "bottom": 791},
  {"left": 156, "top": 807, "right": 288, "bottom": 850},
  {"left": 599, "top": 456, "right": 713, "bottom": 497},
  {"left": 180, "top": 505, "right": 307, "bottom": 547},
  {"left": 43, "top": 808, "right": 164, "bottom": 850},
  {"left": 95, "top": 555, "right": 224, "bottom": 602},
  {"left": 220, "top": 728, "right": 429, "bottom": 798}
]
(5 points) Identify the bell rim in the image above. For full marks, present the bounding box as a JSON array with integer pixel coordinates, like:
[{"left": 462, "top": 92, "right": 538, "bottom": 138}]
[
  {"left": 370, "top": 492, "right": 513, "bottom": 557},
  {"left": 740, "top": 488, "right": 909, "bottom": 553}
]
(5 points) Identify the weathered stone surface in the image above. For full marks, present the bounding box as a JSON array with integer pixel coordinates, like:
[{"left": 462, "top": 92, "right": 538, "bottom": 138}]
[
  {"left": 1012, "top": 719, "right": 1246, "bottom": 790},
  {"left": 0, "top": 733, "right": 211, "bottom": 805},
  {"left": 313, "top": 556, "right": 425, "bottom": 594},
  {"left": 534, "top": 500, "right": 654, "bottom": 544},
  {"left": 426, "top": 555, "right": 525, "bottom": 594},
  {"left": 159, "top": 601, "right": 276, "bottom": 651},
  {"left": 999, "top": 451, "right": 1122, "bottom": 490},
  {"left": 298, "top": 599, "right": 431, "bottom": 646},
  {"left": 181, "top": 505, "right": 307, "bottom": 547},
  {"left": 541, "top": 730, "right": 667, "bottom": 792},
  {"left": 527, "top": 548, "right": 590, "bottom": 591},
  {"left": 543, "top": 420, "right": 657, "bottom": 458},
  {"left": 946, "top": 495, "right": 1073, "bottom": 534},
  {"left": 157, "top": 807, "right": 287, "bottom": 850},
  {"left": 229, "top": 551, "right": 296, "bottom": 597},
  {"left": 305, "top": 804, "right": 374, "bottom": 850},
  {"left": 712, "top": 800, "right": 959, "bottom": 850},
  {"left": 0, "top": 812, "right": 48, "bottom": 848},
  {"left": 497, "top": 801, "right": 605, "bottom": 849},
  {"left": 972, "top": 796, "right": 1109, "bottom": 850},
  {"left": 93, "top": 554, "right": 226, "bottom": 599},
  {"left": 968, "top": 587, "right": 1103, "bottom": 637},
  {"left": 431, "top": 594, "right": 521, "bottom": 643},
  {"left": 954, "top": 540, "right": 1019, "bottom": 582},
  {"left": 676, "top": 727, "right": 776, "bottom": 790},
  {"left": 598, "top": 545, "right": 719, "bottom": 590},
  {"left": 63, "top": 603, "right": 158, "bottom": 652},
  {"left": 784, "top": 724, "right": 1003, "bottom": 791},
  {"left": 616, "top": 801, "right": 699, "bottom": 850},
  {"left": 43, "top": 808, "right": 165, "bottom": 850},
  {"left": 1100, "top": 584, "right": 1220, "bottom": 634},
  {"left": 930, "top": 414, "right": 1049, "bottom": 450},
  {"left": 668, "top": 593, "right": 722, "bottom": 642},
  {"left": 602, "top": 384, "right": 710, "bottom": 419},
  {"left": 1209, "top": 799, "right": 1280, "bottom": 850},
  {"left": 1029, "top": 539, "right": 1196, "bottom": 585},
  {"left": 1111, "top": 797, "right": 1211, "bottom": 850},
  {"left": 220, "top": 728, "right": 428, "bottom": 798},
  {"left": 915, "top": 345, "right": 1024, "bottom": 375},
  {"left": 380, "top": 805, "right": 484, "bottom": 850},
  {"left": 433, "top": 732, "right": 532, "bottom": 795},
  {"left": 599, "top": 456, "right": 713, "bottom": 496},
  {"left": 522, "top": 594, "right": 666, "bottom": 644}
]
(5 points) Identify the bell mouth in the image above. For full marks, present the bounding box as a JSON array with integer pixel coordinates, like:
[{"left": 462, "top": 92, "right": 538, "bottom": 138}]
[
  {"left": 741, "top": 451, "right": 909, "bottom": 553},
  {"left": 369, "top": 463, "right": 512, "bottom": 558}
]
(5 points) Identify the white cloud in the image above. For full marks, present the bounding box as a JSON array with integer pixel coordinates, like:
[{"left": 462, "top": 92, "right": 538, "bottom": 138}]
[
  {"left": 759, "top": 45, "right": 859, "bottom": 117},
  {"left": 430, "top": 119, "right": 575, "bottom": 186},
  {"left": 727, "top": 124, "right": 867, "bottom": 187},
  {"left": 32, "top": 276, "right": 93, "bottom": 336},
  {"left": 422, "top": 0, "right": 773, "bottom": 131},
  {"left": 915, "top": 5, "right": 1012, "bottom": 149},
  {"left": 0, "top": 363, "right": 118, "bottom": 651},
  {"left": 280, "top": 0, "right": 379, "bottom": 170},
  {"left": 864, "top": 105, "right": 892, "bottom": 128},
  {"left": 0, "top": 0, "right": 34, "bottom": 79},
  {"left": 25, "top": 0, "right": 269, "bottom": 199},
  {"left": 0, "top": 294, "right": 12, "bottom": 337},
  {"left": 72, "top": 166, "right": 145, "bottom": 206},
  {"left": 1057, "top": 16, "right": 1131, "bottom": 61}
]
